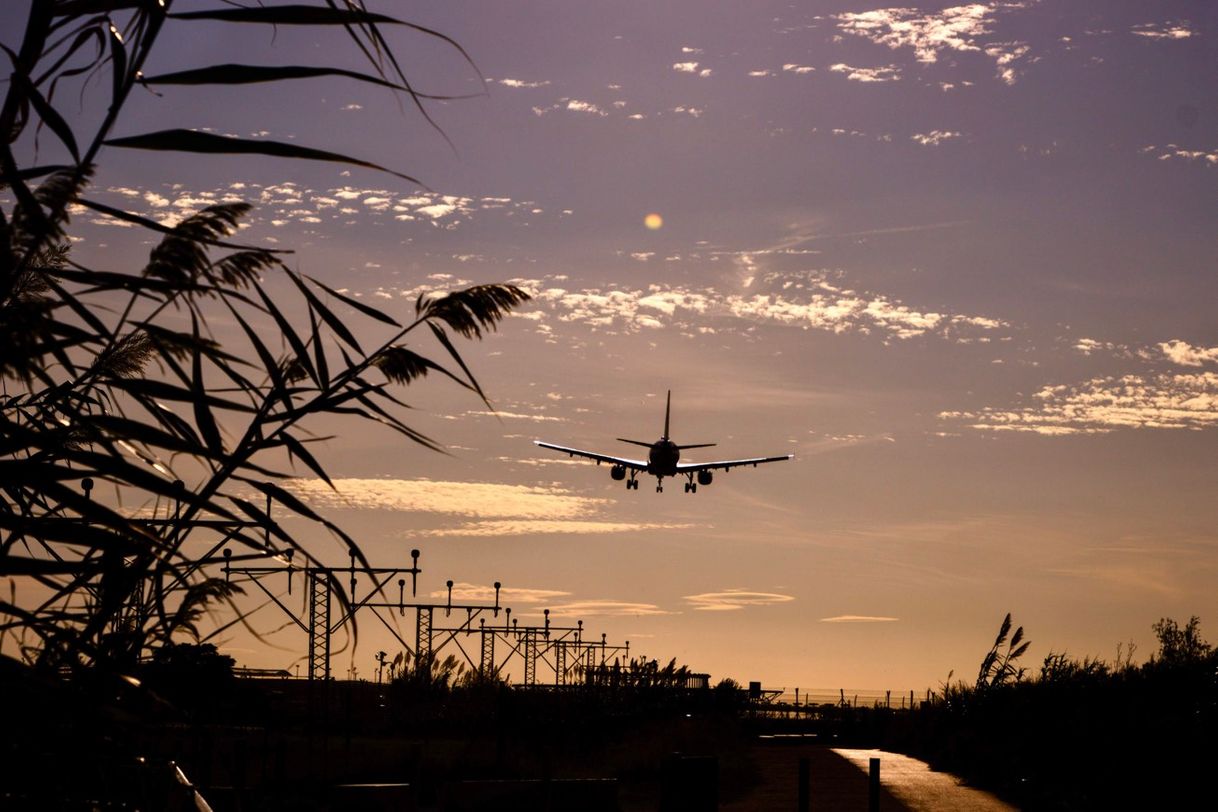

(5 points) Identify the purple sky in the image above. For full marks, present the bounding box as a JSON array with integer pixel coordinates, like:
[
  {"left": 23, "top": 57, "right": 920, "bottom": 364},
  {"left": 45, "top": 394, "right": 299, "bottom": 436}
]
[{"left": 5, "top": 1, "right": 1218, "bottom": 690}]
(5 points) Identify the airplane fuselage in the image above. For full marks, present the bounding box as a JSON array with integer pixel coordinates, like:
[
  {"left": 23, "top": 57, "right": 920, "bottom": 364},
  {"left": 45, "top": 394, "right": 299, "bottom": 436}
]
[{"left": 647, "top": 439, "right": 680, "bottom": 476}]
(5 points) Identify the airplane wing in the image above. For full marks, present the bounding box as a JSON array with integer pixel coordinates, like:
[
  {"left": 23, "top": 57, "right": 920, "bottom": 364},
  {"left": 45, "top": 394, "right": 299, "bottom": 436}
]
[
  {"left": 675, "top": 454, "right": 793, "bottom": 473},
  {"left": 534, "top": 441, "right": 648, "bottom": 470}
]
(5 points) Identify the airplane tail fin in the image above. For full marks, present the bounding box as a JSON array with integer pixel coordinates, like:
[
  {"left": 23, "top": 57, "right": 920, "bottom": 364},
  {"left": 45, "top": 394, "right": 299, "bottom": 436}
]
[
  {"left": 616, "top": 438, "right": 653, "bottom": 448},
  {"left": 677, "top": 443, "right": 716, "bottom": 450},
  {"left": 664, "top": 390, "right": 671, "bottom": 440}
]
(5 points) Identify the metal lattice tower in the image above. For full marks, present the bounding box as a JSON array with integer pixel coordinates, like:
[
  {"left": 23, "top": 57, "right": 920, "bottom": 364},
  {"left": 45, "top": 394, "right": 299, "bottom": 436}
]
[
  {"left": 307, "top": 570, "right": 332, "bottom": 681},
  {"left": 554, "top": 640, "right": 567, "bottom": 686},
  {"left": 522, "top": 629, "right": 538, "bottom": 686},
  {"left": 480, "top": 623, "right": 496, "bottom": 678},
  {"left": 415, "top": 606, "right": 433, "bottom": 662}
]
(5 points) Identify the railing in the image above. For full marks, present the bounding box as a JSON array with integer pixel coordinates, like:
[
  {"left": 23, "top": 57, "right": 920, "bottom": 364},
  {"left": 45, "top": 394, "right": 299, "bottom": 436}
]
[{"left": 755, "top": 688, "right": 937, "bottom": 710}]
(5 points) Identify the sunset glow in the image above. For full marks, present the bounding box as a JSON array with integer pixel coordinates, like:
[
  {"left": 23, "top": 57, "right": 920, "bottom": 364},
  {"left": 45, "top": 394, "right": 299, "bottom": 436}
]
[{"left": 4, "top": 0, "right": 1216, "bottom": 694}]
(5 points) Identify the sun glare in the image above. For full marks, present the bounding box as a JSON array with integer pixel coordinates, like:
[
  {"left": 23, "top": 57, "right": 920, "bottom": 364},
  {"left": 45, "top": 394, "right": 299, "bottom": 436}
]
[{"left": 644, "top": 212, "right": 664, "bottom": 230}]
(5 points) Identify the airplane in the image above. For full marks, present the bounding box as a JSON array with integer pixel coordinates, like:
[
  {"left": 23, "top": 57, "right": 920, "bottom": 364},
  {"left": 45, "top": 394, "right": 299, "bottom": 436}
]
[{"left": 534, "top": 391, "right": 792, "bottom": 493}]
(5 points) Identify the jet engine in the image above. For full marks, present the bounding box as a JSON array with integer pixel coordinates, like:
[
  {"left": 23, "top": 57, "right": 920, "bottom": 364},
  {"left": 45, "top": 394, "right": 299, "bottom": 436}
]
[
  {"left": 610, "top": 465, "right": 627, "bottom": 481},
  {"left": 697, "top": 470, "right": 713, "bottom": 486}
]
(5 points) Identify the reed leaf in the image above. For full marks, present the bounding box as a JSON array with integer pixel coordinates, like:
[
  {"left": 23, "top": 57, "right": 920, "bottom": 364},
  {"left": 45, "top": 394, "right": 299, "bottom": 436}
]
[{"left": 104, "top": 129, "right": 425, "bottom": 186}]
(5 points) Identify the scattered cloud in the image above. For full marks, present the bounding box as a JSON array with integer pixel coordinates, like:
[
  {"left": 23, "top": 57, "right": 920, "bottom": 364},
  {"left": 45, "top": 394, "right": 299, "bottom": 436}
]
[
  {"left": 1160, "top": 340, "right": 1218, "bottom": 367},
  {"left": 86, "top": 183, "right": 552, "bottom": 236},
  {"left": 833, "top": 4, "right": 1034, "bottom": 83},
  {"left": 672, "top": 61, "right": 712, "bottom": 78},
  {"left": 985, "top": 42, "right": 1030, "bottom": 84},
  {"left": 684, "top": 589, "right": 795, "bottom": 612},
  {"left": 496, "top": 77, "right": 552, "bottom": 88},
  {"left": 566, "top": 99, "right": 608, "bottom": 115},
  {"left": 433, "top": 582, "right": 571, "bottom": 604},
  {"left": 820, "top": 615, "right": 900, "bottom": 623},
  {"left": 941, "top": 373, "right": 1218, "bottom": 434},
  {"left": 911, "top": 130, "right": 962, "bottom": 146},
  {"left": 1131, "top": 22, "right": 1195, "bottom": 40},
  {"left": 288, "top": 478, "right": 698, "bottom": 539},
  {"left": 1146, "top": 144, "right": 1218, "bottom": 167},
  {"left": 412, "top": 519, "right": 696, "bottom": 537},
  {"left": 1074, "top": 337, "right": 1119, "bottom": 356},
  {"left": 830, "top": 63, "right": 901, "bottom": 83},
  {"left": 542, "top": 600, "right": 671, "bottom": 618},
  {"left": 834, "top": 4, "right": 1003, "bottom": 61},
  {"left": 288, "top": 478, "right": 606, "bottom": 520},
  {"left": 782, "top": 63, "right": 815, "bottom": 74},
  {"left": 463, "top": 410, "right": 568, "bottom": 423},
  {"left": 530, "top": 274, "right": 1006, "bottom": 342}
]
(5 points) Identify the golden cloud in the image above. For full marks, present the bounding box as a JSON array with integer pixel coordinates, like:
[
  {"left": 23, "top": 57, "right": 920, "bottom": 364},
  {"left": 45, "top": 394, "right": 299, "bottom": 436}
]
[
  {"left": 683, "top": 589, "right": 795, "bottom": 612},
  {"left": 409, "top": 520, "right": 697, "bottom": 538},
  {"left": 288, "top": 478, "right": 606, "bottom": 520}
]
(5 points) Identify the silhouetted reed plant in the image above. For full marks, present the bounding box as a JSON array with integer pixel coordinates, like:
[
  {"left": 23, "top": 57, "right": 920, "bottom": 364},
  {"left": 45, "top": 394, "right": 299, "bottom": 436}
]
[
  {"left": 0, "top": 1, "right": 528, "bottom": 679},
  {"left": 882, "top": 614, "right": 1218, "bottom": 809}
]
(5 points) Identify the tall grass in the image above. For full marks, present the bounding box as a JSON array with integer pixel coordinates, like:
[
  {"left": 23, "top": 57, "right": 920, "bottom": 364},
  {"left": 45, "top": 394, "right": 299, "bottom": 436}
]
[{"left": 1, "top": 2, "right": 528, "bottom": 676}]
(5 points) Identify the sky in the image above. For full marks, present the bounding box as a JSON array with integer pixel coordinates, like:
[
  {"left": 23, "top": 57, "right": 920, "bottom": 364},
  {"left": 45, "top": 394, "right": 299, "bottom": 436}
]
[{"left": 5, "top": 0, "right": 1218, "bottom": 692}]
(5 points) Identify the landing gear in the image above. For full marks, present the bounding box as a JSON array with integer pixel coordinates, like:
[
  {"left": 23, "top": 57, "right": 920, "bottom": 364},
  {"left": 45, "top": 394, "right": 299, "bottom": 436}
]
[
  {"left": 625, "top": 477, "right": 638, "bottom": 490},
  {"left": 684, "top": 473, "right": 698, "bottom": 493},
  {"left": 656, "top": 482, "right": 663, "bottom": 493}
]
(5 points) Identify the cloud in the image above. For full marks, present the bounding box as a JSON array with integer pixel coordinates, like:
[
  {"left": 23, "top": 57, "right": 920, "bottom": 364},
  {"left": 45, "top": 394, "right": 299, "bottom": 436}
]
[
  {"left": 463, "top": 410, "right": 567, "bottom": 422},
  {"left": 1147, "top": 145, "right": 1218, "bottom": 167},
  {"left": 782, "top": 64, "right": 815, "bottom": 74},
  {"left": 497, "top": 78, "right": 551, "bottom": 88},
  {"left": 1074, "top": 337, "right": 1119, "bottom": 356},
  {"left": 833, "top": 4, "right": 1034, "bottom": 83},
  {"left": 411, "top": 519, "right": 696, "bottom": 537},
  {"left": 1131, "top": 22, "right": 1195, "bottom": 40},
  {"left": 830, "top": 63, "right": 901, "bottom": 83},
  {"left": 941, "top": 373, "right": 1218, "bottom": 434},
  {"left": 541, "top": 600, "right": 670, "bottom": 618},
  {"left": 673, "top": 61, "right": 701, "bottom": 73},
  {"left": 531, "top": 274, "right": 1006, "bottom": 342},
  {"left": 287, "top": 478, "right": 607, "bottom": 520},
  {"left": 1160, "top": 340, "right": 1218, "bottom": 367},
  {"left": 82, "top": 182, "right": 551, "bottom": 238},
  {"left": 684, "top": 589, "right": 795, "bottom": 612},
  {"left": 432, "top": 582, "right": 570, "bottom": 603},
  {"left": 834, "top": 4, "right": 1000, "bottom": 62},
  {"left": 911, "top": 130, "right": 962, "bottom": 146},
  {"left": 985, "top": 42, "right": 1030, "bottom": 84},
  {"left": 565, "top": 99, "right": 607, "bottom": 115},
  {"left": 820, "top": 615, "right": 900, "bottom": 623}
]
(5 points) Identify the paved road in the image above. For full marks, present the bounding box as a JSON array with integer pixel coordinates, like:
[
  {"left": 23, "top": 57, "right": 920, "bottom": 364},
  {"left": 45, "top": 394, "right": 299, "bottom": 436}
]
[
  {"left": 718, "top": 742, "right": 1015, "bottom": 811},
  {"left": 833, "top": 748, "right": 1016, "bottom": 812}
]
